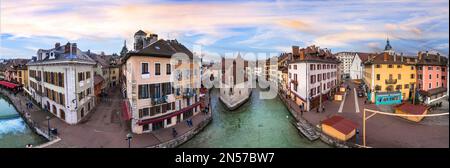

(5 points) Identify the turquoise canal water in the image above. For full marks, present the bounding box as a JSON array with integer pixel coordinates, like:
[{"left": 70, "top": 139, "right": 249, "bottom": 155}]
[
  {"left": 0, "top": 95, "right": 46, "bottom": 148},
  {"left": 181, "top": 88, "right": 329, "bottom": 148}
]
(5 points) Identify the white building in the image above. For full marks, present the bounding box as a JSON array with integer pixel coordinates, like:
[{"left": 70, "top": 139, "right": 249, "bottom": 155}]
[
  {"left": 335, "top": 52, "right": 355, "bottom": 79},
  {"left": 288, "top": 46, "right": 339, "bottom": 111},
  {"left": 27, "top": 42, "right": 96, "bottom": 124},
  {"left": 349, "top": 52, "right": 370, "bottom": 80}
]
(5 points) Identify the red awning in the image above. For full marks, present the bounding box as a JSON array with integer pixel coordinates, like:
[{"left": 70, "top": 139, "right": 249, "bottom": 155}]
[
  {"left": 122, "top": 100, "right": 132, "bottom": 121},
  {"left": 0, "top": 81, "right": 20, "bottom": 89},
  {"left": 137, "top": 102, "right": 201, "bottom": 125}
]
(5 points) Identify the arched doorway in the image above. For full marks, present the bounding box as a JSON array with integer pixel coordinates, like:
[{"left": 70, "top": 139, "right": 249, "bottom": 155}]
[
  {"left": 80, "top": 108, "right": 85, "bottom": 118},
  {"left": 60, "top": 109, "right": 65, "bottom": 121}
]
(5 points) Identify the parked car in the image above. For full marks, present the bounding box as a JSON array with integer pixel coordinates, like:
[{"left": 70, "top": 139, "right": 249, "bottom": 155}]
[{"left": 357, "top": 89, "right": 364, "bottom": 97}]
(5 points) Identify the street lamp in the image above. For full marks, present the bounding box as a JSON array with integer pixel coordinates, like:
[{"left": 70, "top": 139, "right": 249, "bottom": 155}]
[
  {"left": 126, "top": 133, "right": 132, "bottom": 148},
  {"left": 46, "top": 116, "right": 51, "bottom": 138}
]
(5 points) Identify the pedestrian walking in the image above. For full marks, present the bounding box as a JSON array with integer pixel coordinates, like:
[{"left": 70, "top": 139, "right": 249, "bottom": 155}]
[
  {"left": 316, "top": 107, "right": 319, "bottom": 113},
  {"left": 322, "top": 106, "right": 325, "bottom": 113},
  {"left": 172, "top": 128, "right": 178, "bottom": 138}
]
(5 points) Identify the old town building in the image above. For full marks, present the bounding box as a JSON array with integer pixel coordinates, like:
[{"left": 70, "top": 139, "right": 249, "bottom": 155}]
[
  {"left": 288, "top": 45, "right": 339, "bottom": 111},
  {"left": 27, "top": 42, "right": 97, "bottom": 124},
  {"left": 122, "top": 30, "right": 202, "bottom": 134},
  {"left": 219, "top": 54, "right": 252, "bottom": 110},
  {"left": 416, "top": 51, "right": 448, "bottom": 104}
]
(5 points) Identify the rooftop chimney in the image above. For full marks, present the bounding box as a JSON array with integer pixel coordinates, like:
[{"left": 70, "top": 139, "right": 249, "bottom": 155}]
[
  {"left": 383, "top": 52, "right": 389, "bottom": 62},
  {"left": 64, "top": 43, "right": 71, "bottom": 54},
  {"left": 292, "top": 46, "right": 299, "bottom": 58},
  {"left": 418, "top": 51, "right": 422, "bottom": 61},
  {"left": 394, "top": 53, "right": 397, "bottom": 62},
  {"left": 71, "top": 43, "right": 77, "bottom": 55},
  {"left": 300, "top": 50, "right": 305, "bottom": 61},
  {"left": 55, "top": 42, "right": 60, "bottom": 49}
]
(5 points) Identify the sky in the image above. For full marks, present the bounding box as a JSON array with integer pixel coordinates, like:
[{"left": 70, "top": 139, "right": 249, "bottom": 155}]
[{"left": 0, "top": 0, "right": 449, "bottom": 60}]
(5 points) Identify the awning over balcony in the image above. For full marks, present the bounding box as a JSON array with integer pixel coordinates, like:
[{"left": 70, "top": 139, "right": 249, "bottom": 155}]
[
  {"left": 122, "top": 100, "right": 132, "bottom": 121},
  {"left": 137, "top": 101, "right": 201, "bottom": 126}
]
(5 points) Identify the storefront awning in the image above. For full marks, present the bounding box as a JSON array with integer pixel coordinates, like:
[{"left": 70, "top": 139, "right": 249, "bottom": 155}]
[{"left": 137, "top": 101, "right": 201, "bottom": 126}]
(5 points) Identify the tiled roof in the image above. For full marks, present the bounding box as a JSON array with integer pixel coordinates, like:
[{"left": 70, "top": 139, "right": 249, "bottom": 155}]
[
  {"left": 322, "top": 116, "right": 358, "bottom": 135},
  {"left": 419, "top": 87, "right": 447, "bottom": 97},
  {"left": 94, "top": 74, "right": 104, "bottom": 85},
  {"left": 364, "top": 53, "right": 417, "bottom": 65},
  {"left": 125, "top": 39, "right": 193, "bottom": 60},
  {"left": 416, "top": 53, "right": 448, "bottom": 66},
  {"left": 28, "top": 43, "right": 95, "bottom": 65},
  {"left": 356, "top": 52, "right": 371, "bottom": 62},
  {"left": 394, "top": 103, "right": 428, "bottom": 115}
]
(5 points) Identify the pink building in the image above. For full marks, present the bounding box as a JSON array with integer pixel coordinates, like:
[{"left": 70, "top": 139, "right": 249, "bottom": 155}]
[{"left": 416, "top": 51, "right": 448, "bottom": 104}]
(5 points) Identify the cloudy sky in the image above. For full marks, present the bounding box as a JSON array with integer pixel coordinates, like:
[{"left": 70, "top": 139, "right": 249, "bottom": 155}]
[{"left": 0, "top": 0, "right": 448, "bottom": 59}]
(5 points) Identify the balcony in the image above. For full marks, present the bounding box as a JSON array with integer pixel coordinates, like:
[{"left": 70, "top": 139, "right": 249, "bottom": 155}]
[{"left": 385, "top": 78, "right": 397, "bottom": 85}]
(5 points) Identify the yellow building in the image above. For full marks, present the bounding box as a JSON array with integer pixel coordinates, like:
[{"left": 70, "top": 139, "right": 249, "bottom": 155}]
[
  {"left": 15, "top": 67, "right": 29, "bottom": 89},
  {"left": 364, "top": 52, "right": 417, "bottom": 105}
]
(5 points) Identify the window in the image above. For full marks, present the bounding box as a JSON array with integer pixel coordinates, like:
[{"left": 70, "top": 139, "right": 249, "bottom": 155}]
[
  {"left": 86, "top": 88, "right": 91, "bottom": 95},
  {"left": 289, "top": 65, "right": 291, "bottom": 69},
  {"left": 405, "top": 84, "right": 409, "bottom": 89},
  {"left": 155, "top": 63, "right": 161, "bottom": 75},
  {"left": 78, "top": 72, "right": 85, "bottom": 82},
  {"left": 418, "top": 67, "right": 422, "bottom": 70},
  {"left": 294, "top": 65, "right": 297, "bottom": 70},
  {"left": 398, "top": 74, "right": 401, "bottom": 80},
  {"left": 86, "top": 72, "right": 91, "bottom": 80},
  {"left": 317, "top": 74, "right": 321, "bottom": 82},
  {"left": 167, "top": 118, "right": 172, "bottom": 125},
  {"left": 437, "top": 82, "right": 439, "bottom": 88},
  {"left": 142, "top": 63, "right": 149, "bottom": 74},
  {"left": 411, "top": 74, "right": 414, "bottom": 79},
  {"left": 428, "top": 66, "right": 433, "bottom": 70},
  {"left": 138, "top": 85, "right": 149, "bottom": 99},
  {"left": 437, "top": 74, "right": 440, "bottom": 79},
  {"left": 428, "top": 83, "right": 432, "bottom": 89},
  {"left": 376, "top": 74, "right": 380, "bottom": 80},
  {"left": 139, "top": 108, "right": 150, "bottom": 118},
  {"left": 442, "top": 68, "right": 446, "bottom": 72},
  {"left": 150, "top": 106, "right": 161, "bottom": 116},
  {"left": 411, "top": 66, "right": 414, "bottom": 70},
  {"left": 397, "top": 65, "right": 402, "bottom": 68},
  {"left": 375, "top": 64, "right": 381, "bottom": 68},
  {"left": 388, "top": 65, "right": 393, "bottom": 68},
  {"left": 141, "top": 124, "right": 149, "bottom": 131},
  {"left": 429, "top": 74, "right": 432, "bottom": 80},
  {"left": 166, "top": 64, "right": 171, "bottom": 75},
  {"left": 419, "top": 74, "right": 422, "bottom": 80},
  {"left": 78, "top": 91, "right": 84, "bottom": 101}
]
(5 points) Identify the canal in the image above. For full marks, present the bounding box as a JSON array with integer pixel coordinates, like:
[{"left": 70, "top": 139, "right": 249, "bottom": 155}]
[
  {"left": 0, "top": 94, "right": 46, "bottom": 148},
  {"left": 181, "top": 88, "right": 329, "bottom": 148}
]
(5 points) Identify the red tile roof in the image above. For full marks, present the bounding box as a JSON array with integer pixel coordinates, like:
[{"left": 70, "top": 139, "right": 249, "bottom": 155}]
[
  {"left": 94, "top": 74, "right": 104, "bottom": 85},
  {"left": 394, "top": 103, "right": 429, "bottom": 115},
  {"left": 322, "top": 116, "right": 358, "bottom": 135}
]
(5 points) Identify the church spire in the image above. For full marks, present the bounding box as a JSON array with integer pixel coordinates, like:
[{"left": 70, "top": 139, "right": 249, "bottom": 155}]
[{"left": 120, "top": 39, "right": 129, "bottom": 57}]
